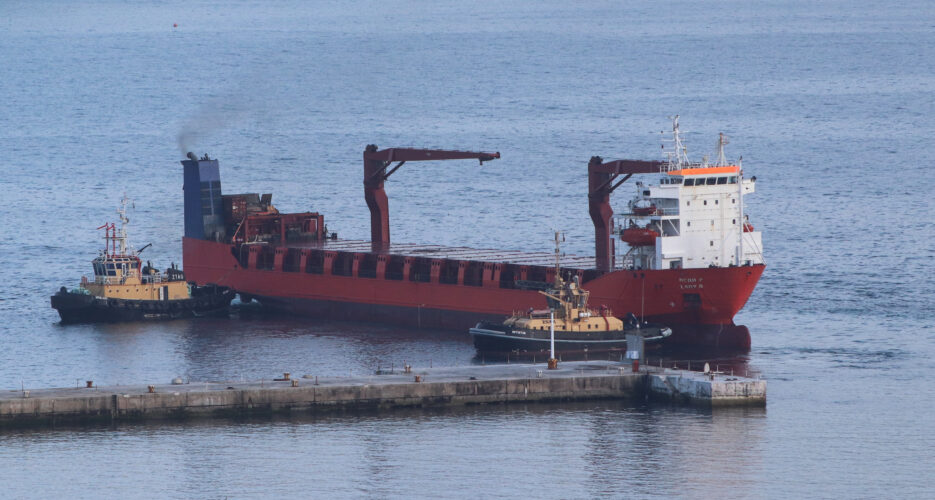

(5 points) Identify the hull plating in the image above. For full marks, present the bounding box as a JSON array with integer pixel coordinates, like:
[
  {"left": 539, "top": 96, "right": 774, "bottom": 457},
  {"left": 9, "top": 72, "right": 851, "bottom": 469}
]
[{"left": 184, "top": 238, "right": 763, "bottom": 349}]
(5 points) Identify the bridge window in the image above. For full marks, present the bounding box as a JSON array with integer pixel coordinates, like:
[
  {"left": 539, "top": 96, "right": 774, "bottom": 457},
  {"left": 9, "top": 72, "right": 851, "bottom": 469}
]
[
  {"left": 705, "top": 177, "right": 717, "bottom": 185},
  {"left": 729, "top": 176, "right": 738, "bottom": 183},
  {"left": 684, "top": 178, "right": 695, "bottom": 186},
  {"left": 717, "top": 177, "right": 727, "bottom": 185}
]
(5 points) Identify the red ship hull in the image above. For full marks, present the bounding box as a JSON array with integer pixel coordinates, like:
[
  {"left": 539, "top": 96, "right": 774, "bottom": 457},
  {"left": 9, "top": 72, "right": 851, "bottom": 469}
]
[{"left": 183, "top": 238, "right": 764, "bottom": 350}]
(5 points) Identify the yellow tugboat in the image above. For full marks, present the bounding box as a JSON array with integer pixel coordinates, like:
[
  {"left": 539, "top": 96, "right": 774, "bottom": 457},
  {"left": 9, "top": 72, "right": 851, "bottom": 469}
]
[
  {"left": 469, "top": 233, "right": 671, "bottom": 355},
  {"left": 51, "top": 196, "right": 234, "bottom": 324}
]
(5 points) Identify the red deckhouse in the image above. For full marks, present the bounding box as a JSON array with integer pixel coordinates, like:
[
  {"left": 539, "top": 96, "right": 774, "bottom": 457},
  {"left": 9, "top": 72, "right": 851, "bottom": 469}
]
[{"left": 182, "top": 119, "right": 765, "bottom": 349}]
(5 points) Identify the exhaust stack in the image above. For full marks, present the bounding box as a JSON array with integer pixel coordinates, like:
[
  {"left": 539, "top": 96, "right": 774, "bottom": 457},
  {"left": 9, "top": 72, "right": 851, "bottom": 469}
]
[{"left": 181, "top": 152, "right": 225, "bottom": 242}]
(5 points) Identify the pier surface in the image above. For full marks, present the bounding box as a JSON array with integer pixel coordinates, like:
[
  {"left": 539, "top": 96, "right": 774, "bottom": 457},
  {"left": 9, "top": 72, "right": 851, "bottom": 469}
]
[{"left": 0, "top": 362, "right": 765, "bottom": 429}]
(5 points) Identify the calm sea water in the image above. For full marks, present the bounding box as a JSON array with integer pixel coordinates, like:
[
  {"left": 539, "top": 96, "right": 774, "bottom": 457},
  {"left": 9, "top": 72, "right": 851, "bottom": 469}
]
[{"left": 1, "top": 0, "right": 934, "bottom": 498}]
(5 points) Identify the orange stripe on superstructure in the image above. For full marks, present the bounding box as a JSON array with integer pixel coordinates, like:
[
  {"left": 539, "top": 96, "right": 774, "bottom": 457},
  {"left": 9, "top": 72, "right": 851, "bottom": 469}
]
[{"left": 667, "top": 166, "right": 740, "bottom": 176}]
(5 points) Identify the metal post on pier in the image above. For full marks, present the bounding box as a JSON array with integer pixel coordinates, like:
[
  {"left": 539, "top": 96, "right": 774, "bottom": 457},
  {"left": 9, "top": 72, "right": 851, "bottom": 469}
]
[{"left": 625, "top": 333, "right": 644, "bottom": 372}]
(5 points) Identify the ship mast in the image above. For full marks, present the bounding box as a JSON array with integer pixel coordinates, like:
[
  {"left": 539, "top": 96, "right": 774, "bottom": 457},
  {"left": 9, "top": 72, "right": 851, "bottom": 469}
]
[
  {"left": 115, "top": 194, "right": 133, "bottom": 256},
  {"left": 553, "top": 230, "right": 563, "bottom": 285},
  {"left": 716, "top": 132, "right": 729, "bottom": 166},
  {"left": 662, "top": 115, "right": 690, "bottom": 172}
]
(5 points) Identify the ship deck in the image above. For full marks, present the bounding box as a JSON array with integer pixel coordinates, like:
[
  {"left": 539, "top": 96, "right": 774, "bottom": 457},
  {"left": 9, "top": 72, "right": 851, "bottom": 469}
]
[{"left": 281, "top": 239, "right": 598, "bottom": 269}]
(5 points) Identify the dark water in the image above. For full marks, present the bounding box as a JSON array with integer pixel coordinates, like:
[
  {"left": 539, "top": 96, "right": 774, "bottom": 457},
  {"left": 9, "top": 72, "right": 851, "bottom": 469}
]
[{"left": 1, "top": 0, "right": 934, "bottom": 497}]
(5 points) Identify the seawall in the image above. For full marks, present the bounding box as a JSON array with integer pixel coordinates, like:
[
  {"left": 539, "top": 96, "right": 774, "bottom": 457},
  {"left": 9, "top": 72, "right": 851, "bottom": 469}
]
[{"left": 0, "top": 362, "right": 765, "bottom": 429}]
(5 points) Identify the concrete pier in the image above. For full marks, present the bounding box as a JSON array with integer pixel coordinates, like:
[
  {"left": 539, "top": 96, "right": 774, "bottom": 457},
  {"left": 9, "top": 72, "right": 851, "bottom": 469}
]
[
  {"left": 647, "top": 368, "right": 767, "bottom": 407},
  {"left": 0, "top": 362, "right": 765, "bottom": 428}
]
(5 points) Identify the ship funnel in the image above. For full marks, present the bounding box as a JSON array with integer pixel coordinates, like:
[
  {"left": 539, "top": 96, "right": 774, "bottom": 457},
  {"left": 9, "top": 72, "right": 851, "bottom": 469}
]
[{"left": 181, "top": 155, "right": 225, "bottom": 242}]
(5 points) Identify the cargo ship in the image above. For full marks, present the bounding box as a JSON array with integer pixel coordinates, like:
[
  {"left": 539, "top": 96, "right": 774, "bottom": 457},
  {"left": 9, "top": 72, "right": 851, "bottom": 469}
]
[{"left": 181, "top": 117, "right": 765, "bottom": 349}]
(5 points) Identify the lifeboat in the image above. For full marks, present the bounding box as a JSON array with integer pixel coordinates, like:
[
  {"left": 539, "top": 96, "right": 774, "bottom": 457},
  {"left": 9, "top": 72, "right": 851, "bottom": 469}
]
[
  {"left": 631, "top": 201, "right": 657, "bottom": 216},
  {"left": 621, "top": 226, "right": 660, "bottom": 246},
  {"left": 743, "top": 222, "right": 754, "bottom": 232}
]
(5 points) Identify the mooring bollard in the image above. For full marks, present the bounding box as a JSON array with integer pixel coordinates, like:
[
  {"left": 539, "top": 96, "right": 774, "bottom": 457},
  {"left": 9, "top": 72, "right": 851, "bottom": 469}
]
[
  {"left": 147, "top": 385, "right": 155, "bottom": 393},
  {"left": 291, "top": 379, "right": 299, "bottom": 387},
  {"left": 404, "top": 364, "right": 412, "bottom": 374},
  {"left": 414, "top": 375, "right": 422, "bottom": 383},
  {"left": 86, "top": 380, "right": 93, "bottom": 388}
]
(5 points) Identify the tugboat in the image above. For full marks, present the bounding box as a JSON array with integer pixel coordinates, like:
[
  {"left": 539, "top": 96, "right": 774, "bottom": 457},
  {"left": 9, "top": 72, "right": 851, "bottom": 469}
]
[
  {"left": 51, "top": 196, "right": 235, "bottom": 324},
  {"left": 469, "top": 233, "right": 671, "bottom": 355}
]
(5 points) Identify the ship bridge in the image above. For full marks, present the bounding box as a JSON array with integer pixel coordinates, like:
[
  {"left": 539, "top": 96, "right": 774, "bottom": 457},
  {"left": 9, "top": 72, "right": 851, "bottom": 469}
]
[{"left": 601, "top": 118, "right": 764, "bottom": 271}]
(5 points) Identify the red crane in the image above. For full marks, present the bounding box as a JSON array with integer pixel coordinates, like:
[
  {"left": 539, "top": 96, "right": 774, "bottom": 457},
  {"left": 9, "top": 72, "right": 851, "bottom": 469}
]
[
  {"left": 588, "top": 156, "right": 664, "bottom": 272},
  {"left": 364, "top": 145, "right": 500, "bottom": 252}
]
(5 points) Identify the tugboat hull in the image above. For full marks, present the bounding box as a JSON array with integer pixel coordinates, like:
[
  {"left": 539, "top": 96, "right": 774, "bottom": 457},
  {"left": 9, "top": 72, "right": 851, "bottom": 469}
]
[
  {"left": 469, "top": 322, "right": 670, "bottom": 355},
  {"left": 51, "top": 285, "right": 235, "bottom": 324}
]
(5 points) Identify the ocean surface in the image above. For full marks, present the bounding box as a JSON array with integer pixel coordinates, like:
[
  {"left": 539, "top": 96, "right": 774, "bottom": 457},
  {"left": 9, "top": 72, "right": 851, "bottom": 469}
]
[{"left": 1, "top": 0, "right": 934, "bottom": 497}]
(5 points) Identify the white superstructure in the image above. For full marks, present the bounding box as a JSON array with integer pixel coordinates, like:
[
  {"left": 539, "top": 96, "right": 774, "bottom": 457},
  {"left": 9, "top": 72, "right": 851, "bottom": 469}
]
[{"left": 615, "top": 117, "right": 764, "bottom": 270}]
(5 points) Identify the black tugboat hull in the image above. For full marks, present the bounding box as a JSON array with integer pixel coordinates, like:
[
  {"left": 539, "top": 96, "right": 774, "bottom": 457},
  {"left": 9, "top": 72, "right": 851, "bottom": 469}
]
[
  {"left": 469, "top": 322, "right": 671, "bottom": 355},
  {"left": 51, "top": 285, "right": 235, "bottom": 324}
]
